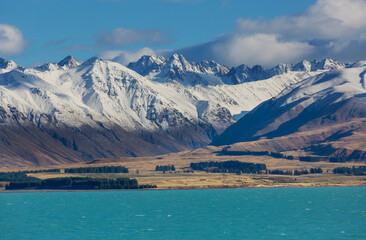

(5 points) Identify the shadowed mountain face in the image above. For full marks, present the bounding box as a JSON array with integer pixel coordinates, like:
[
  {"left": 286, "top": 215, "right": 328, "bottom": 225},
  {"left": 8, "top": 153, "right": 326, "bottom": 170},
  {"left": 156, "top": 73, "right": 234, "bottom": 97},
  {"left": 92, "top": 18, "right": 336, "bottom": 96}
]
[
  {"left": 0, "top": 55, "right": 352, "bottom": 167},
  {"left": 0, "top": 56, "right": 225, "bottom": 167},
  {"left": 212, "top": 65, "right": 366, "bottom": 160},
  {"left": 0, "top": 121, "right": 217, "bottom": 167}
]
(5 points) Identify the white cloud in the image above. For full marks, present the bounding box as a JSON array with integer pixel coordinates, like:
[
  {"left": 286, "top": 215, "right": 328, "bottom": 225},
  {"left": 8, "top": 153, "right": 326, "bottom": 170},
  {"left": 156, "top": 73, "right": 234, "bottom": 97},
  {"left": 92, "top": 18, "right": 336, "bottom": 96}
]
[
  {"left": 212, "top": 34, "right": 314, "bottom": 67},
  {"left": 99, "top": 47, "right": 170, "bottom": 65},
  {"left": 99, "top": 0, "right": 366, "bottom": 67},
  {"left": 176, "top": 0, "right": 366, "bottom": 67},
  {"left": 0, "top": 24, "right": 27, "bottom": 55},
  {"left": 97, "top": 27, "right": 172, "bottom": 47},
  {"left": 235, "top": 0, "right": 366, "bottom": 40}
]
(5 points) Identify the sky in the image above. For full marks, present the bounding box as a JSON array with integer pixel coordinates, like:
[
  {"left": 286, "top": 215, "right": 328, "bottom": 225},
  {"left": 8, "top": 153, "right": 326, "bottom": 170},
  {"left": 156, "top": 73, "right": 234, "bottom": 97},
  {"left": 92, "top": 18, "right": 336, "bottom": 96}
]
[{"left": 1, "top": 0, "right": 366, "bottom": 68}]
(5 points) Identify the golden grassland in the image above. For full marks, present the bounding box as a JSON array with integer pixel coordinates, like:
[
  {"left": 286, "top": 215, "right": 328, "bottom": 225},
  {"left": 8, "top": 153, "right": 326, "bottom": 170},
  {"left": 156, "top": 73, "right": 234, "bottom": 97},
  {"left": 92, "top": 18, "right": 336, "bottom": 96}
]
[
  {"left": 1, "top": 146, "right": 365, "bottom": 190},
  {"left": 21, "top": 171, "right": 366, "bottom": 190}
]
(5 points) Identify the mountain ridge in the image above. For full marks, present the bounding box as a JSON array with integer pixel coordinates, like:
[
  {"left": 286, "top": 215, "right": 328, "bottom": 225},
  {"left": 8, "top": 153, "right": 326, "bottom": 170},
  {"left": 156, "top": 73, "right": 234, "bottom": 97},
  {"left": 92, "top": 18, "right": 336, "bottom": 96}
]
[
  {"left": 0, "top": 54, "right": 352, "bottom": 167},
  {"left": 128, "top": 54, "right": 346, "bottom": 85},
  {"left": 211, "top": 65, "right": 366, "bottom": 160}
]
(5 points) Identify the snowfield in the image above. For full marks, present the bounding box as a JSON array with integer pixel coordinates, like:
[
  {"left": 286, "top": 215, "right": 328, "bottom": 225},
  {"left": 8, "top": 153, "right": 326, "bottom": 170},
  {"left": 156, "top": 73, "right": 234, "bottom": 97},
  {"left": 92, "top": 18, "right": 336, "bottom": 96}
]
[
  {"left": 0, "top": 55, "right": 339, "bottom": 132},
  {"left": 0, "top": 54, "right": 352, "bottom": 165}
]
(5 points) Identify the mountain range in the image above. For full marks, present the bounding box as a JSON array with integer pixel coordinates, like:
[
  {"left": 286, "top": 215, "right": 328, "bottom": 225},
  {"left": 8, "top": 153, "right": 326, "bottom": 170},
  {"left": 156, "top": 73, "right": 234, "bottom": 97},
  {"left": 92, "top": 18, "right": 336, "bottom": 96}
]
[
  {"left": 0, "top": 54, "right": 352, "bottom": 167},
  {"left": 212, "top": 61, "right": 366, "bottom": 161}
]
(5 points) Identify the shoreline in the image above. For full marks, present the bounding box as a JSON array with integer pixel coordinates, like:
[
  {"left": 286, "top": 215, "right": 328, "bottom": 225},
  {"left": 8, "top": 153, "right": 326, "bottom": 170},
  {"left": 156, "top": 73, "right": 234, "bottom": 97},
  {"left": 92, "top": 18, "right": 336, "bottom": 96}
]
[{"left": 1, "top": 183, "right": 365, "bottom": 193}]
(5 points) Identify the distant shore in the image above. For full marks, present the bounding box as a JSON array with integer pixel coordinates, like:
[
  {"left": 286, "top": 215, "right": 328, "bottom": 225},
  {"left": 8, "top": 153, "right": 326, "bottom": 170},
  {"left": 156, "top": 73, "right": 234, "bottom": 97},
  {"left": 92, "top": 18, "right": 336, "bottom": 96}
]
[
  {"left": 1, "top": 178, "right": 365, "bottom": 193},
  {"left": 2, "top": 151, "right": 366, "bottom": 193}
]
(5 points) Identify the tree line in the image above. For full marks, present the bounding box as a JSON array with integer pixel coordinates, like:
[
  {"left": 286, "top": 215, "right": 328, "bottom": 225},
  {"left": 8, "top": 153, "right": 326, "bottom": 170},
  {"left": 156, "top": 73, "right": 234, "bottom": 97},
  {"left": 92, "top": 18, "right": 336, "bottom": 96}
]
[
  {"left": 0, "top": 166, "right": 129, "bottom": 180},
  {"left": 190, "top": 161, "right": 266, "bottom": 174},
  {"left": 266, "top": 169, "right": 293, "bottom": 175},
  {"left": 266, "top": 168, "right": 323, "bottom": 176},
  {"left": 333, "top": 166, "right": 366, "bottom": 175},
  {"left": 0, "top": 172, "right": 38, "bottom": 181},
  {"left": 5, "top": 177, "right": 156, "bottom": 190},
  {"left": 220, "top": 148, "right": 294, "bottom": 160},
  {"left": 189, "top": 161, "right": 327, "bottom": 176},
  {"left": 0, "top": 169, "right": 61, "bottom": 181},
  {"left": 155, "top": 165, "right": 175, "bottom": 172},
  {"left": 220, "top": 147, "right": 363, "bottom": 162},
  {"left": 64, "top": 166, "right": 129, "bottom": 174},
  {"left": 310, "top": 168, "right": 323, "bottom": 174}
]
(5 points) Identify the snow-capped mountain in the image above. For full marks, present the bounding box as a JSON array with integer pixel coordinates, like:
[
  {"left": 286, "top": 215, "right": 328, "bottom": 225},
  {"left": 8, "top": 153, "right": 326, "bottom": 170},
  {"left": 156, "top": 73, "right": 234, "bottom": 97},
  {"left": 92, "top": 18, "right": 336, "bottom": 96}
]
[
  {"left": 128, "top": 54, "right": 345, "bottom": 86},
  {"left": 129, "top": 54, "right": 230, "bottom": 86},
  {"left": 58, "top": 55, "right": 80, "bottom": 68},
  {"left": 127, "top": 55, "right": 167, "bottom": 76},
  {"left": 0, "top": 54, "right": 348, "bottom": 167},
  {"left": 212, "top": 64, "right": 366, "bottom": 160},
  {"left": 0, "top": 58, "right": 20, "bottom": 74},
  {"left": 224, "top": 64, "right": 270, "bottom": 84},
  {"left": 268, "top": 59, "right": 345, "bottom": 75}
]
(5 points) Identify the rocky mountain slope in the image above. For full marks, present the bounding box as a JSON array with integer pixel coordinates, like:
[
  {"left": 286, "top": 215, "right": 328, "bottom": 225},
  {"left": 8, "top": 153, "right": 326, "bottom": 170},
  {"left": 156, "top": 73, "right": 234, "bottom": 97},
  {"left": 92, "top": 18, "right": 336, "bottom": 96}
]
[
  {"left": 212, "top": 62, "right": 366, "bottom": 160},
  {"left": 128, "top": 54, "right": 345, "bottom": 85},
  {"left": 0, "top": 54, "right": 345, "bottom": 167}
]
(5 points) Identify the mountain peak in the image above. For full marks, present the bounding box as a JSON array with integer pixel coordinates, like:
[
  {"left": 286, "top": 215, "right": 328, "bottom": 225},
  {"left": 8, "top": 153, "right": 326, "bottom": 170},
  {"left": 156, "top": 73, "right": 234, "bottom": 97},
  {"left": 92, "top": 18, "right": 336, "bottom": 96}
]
[
  {"left": 58, "top": 55, "right": 79, "bottom": 68},
  {"left": 167, "top": 54, "right": 188, "bottom": 64},
  {"left": 292, "top": 59, "right": 345, "bottom": 72},
  {"left": 140, "top": 55, "right": 166, "bottom": 63},
  {"left": 127, "top": 55, "right": 167, "bottom": 76},
  {"left": 170, "top": 53, "right": 181, "bottom": 60},
  {"left": 314, "top": 58, "right": 345, "bottom": 70},
  {"left": 80, "top": 57, "right": 103, "bottom": 67},
  {"left": 293, "top": 60, "right": 312, "bottom": 72},
  {"left": 129, "top": 54, "right": 229, "bottom": 84},
  {"left": 268, "top": 63, "right": 293, "bottom": 75},
  {"left": 158, "top": 54, "right": 200, "bottom": 81},
  {"left": 0, "top": 58, "right": 18, "bottom": 71},
  {"left": 165, "top": 54, "right": 193, "bottom": 72},
  {"left": 226, "top": 64, "right": 269, "bottom": 84}
]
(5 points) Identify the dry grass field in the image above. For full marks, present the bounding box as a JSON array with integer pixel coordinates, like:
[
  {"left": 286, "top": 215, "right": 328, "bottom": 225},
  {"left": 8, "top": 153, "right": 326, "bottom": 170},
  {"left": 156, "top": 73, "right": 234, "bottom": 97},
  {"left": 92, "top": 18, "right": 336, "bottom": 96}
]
[
  {"left": 23, "top": 171, "right": 366, "bottom": 190},
  {"left": 1, "top": 145, "right": 363, "bottom": 190}
]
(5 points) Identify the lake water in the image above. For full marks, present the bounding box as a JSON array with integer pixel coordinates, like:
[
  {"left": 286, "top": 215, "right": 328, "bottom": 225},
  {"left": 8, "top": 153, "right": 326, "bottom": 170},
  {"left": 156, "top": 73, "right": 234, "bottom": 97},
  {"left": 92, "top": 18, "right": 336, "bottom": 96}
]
[{"left": 1, "top": 187, "right": 365, "bottom": 240}]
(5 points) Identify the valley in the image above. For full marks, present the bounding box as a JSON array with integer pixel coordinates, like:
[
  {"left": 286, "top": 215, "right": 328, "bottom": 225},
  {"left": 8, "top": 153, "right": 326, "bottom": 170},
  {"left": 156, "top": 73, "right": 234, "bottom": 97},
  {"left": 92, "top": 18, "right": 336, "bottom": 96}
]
[
  {"left": 2, "top": 146, "right": 365, "bottom": 190},
  {"left": 0, "top": 54, "right": 365, "bottom": 190},
  {"left": 0, "top": 55, "right": 334, "bottom": 167}
]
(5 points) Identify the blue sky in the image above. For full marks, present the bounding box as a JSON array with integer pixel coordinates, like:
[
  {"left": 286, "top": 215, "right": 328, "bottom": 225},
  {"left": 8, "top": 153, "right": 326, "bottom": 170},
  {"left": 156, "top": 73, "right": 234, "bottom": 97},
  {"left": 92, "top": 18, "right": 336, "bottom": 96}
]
[{"left": 1, "top": 0, "right": 366, "bottom": 67}]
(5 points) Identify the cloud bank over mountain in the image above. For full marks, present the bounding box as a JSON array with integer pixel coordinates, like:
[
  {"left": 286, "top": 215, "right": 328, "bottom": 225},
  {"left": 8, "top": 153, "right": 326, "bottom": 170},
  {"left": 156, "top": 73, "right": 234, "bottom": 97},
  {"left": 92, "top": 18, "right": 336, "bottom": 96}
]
[
  {"left": 102, "top": 0, "right": 366, "bottom": 67},
  {"left": 99, "top": 47, "right": 170, "bottom": 65},
  {"left": 0, "top": 24, "right": 27, "bottom": 55}
]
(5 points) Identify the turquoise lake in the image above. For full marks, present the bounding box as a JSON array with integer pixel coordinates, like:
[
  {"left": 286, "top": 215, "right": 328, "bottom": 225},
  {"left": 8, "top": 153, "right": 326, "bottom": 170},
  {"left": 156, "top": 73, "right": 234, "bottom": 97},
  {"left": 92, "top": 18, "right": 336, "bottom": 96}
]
[{"left": 1, "top": 187, "right": 365, "bottom": 240}]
